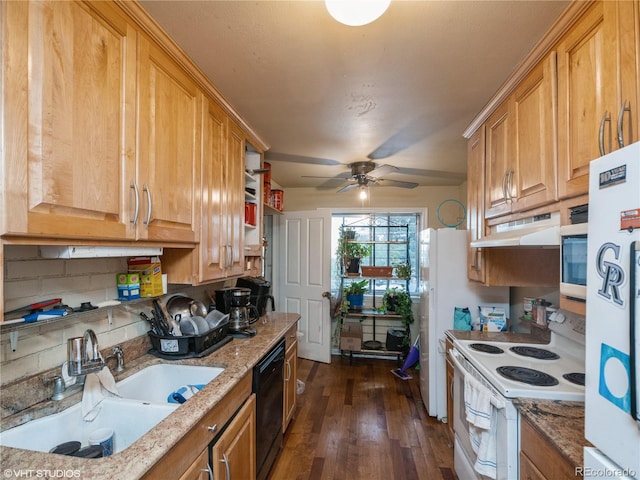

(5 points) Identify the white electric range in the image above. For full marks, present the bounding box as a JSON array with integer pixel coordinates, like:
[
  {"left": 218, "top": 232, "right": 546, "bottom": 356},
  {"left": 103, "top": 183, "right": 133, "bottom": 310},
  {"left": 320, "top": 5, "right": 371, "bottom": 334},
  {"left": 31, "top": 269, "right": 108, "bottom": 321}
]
[{"left": 449, "top": 315, "right": 586, "bottom": 479}]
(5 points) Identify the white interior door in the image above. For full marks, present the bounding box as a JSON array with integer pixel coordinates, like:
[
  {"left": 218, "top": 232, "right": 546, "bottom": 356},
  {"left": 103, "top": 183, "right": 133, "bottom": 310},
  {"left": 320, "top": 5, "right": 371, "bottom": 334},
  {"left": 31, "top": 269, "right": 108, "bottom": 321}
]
[{"left": 277, "top": 210, "right": 331, "bottom": 363}]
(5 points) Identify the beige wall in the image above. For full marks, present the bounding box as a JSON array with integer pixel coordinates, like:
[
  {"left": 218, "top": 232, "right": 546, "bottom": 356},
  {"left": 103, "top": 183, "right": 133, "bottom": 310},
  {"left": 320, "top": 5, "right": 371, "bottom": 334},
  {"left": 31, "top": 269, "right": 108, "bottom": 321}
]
[{"left": 282, "top": 183, "right": 468, "bottom": 228}]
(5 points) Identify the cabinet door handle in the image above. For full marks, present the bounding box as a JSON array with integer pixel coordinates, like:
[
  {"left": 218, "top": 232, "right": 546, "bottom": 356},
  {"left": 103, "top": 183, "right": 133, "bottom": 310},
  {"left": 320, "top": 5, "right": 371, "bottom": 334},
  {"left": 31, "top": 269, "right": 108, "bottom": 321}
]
[
  {"left": 202, "top": 464, "right": 213, "bottom": 480},
  {"left": 506, "top": 169, "right": 515, "bottom": 203},
  {"left": 617, "top": 100, "right": 632, "bottom": 149},
  {"left": 143, "top": 184, "right": 152, "bottom": 226},
  {"left": 227, "top": 245, "right": 233, "bottom": 269},
  {"left": 471, "top": 248, "right": 480, "bottom": 271},
  {"left": 285, "top": 359, "right": 291, "bottom": 381},
  {"left": 501, "top": 170, "right": 509, "bottom": 202},
  {"left": 220, "top": 453, "right": 231, "bottom": 480},
  {"left": 207, "top": 424, "right": 218, "bottom": 433},
  {"left": 599, "top": 111, "right": 611, "bottom": 156},
  {"left": 130, "top": 182, "right": 140, "bottom": 226}
]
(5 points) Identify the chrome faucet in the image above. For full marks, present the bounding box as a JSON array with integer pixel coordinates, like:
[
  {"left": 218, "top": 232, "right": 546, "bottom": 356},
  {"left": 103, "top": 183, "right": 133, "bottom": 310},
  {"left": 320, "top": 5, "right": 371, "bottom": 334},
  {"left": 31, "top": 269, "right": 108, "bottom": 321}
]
[
  {"left": 43, "top": 376, "right": 66, "bottom": 401},
  {"left": 67, "top": 329, "right": 105, "bottom": 377},
  {"left": 105, "top": 345, "right": 125, "bottom": 373}
]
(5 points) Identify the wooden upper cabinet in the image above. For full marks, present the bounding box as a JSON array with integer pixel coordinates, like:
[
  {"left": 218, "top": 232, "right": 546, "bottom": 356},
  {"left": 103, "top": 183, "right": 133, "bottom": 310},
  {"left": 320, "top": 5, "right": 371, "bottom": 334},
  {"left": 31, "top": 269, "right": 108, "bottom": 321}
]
[
  {"left": 137, "top": 36, "right": 200, "bottom": 243},
  {"left": 2, "top": 1, "right": 137, "bottom": 239},
  {"left": 557, "top": 0, "right": 639, "bottom": 199},
  {"left": 484, "top": 101, "right": 511, "bottom": 218},
  {"left": 510, "top": 53, "right": 558, "bottom": 212},
  {"left": 197, "top": 97, "right": 244, "bottom": 281},
  {"left": 466, "top": 126, "right": 485, "bottom": 283},
  {"left": 163, "top": 98, "right": 246, "bottom": 284},
  {"left": 224, "top": 120, "right": 247, "bottom": 277},
  {"left": 485, "top": 54, "right": 557, "bottom": 219},
  {"left": 198, "top": 97, "right": 228, "bottom": 282}
]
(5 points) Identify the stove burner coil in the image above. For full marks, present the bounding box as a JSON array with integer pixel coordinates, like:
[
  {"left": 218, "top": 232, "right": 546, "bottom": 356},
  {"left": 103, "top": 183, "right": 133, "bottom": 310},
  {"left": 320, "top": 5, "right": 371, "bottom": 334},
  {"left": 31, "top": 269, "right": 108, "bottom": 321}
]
[
  {"left": 496, "top": 366, "right": 559, "bottom": 386},
  {"left": 509, "top": 346, "right": 560, "bottom": 360},
  {"left": 562, "top": 372, "right": 585, "bottom": 386},
  {"left": 469, "top": 343, "right": 504, "bottom": 354}
]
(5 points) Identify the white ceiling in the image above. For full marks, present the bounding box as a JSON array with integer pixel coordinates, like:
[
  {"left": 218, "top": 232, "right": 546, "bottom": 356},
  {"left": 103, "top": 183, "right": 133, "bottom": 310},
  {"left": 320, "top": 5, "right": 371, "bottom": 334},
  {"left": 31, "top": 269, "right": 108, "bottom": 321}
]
[{"left": 139, "top": 0, "right": 569, "bottom": 192}]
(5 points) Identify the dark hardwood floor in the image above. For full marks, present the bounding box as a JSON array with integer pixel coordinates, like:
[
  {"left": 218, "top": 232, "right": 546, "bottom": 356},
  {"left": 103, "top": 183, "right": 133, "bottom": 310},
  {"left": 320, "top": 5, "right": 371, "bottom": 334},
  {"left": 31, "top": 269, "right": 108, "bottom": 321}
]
[{"left": 268, "top": 355, "right": 457, "bottom": 480}]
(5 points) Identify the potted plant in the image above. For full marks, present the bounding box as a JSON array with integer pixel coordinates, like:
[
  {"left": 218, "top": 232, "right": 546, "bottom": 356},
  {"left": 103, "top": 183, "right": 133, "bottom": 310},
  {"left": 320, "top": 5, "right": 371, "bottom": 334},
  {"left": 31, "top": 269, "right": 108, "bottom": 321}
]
[
  {"left": 336, "top": 228, "right": 372, "bottom": 275},
  {"left": 382, "top": 287, "right": 414, "bottom": 327},
  {"left": 395, "top": 261, "right": 412, "bottom": 280},
  {"left": 343, "top": 279, "right": 369, "bottom": 311}
]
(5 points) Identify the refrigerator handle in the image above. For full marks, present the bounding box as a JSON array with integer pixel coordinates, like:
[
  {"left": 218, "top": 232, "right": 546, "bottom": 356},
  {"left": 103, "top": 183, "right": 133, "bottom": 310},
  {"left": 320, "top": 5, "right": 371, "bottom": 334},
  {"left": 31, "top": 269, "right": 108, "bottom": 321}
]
[{"left": 630, "top": 240, "right": 639, "bottom": 422}]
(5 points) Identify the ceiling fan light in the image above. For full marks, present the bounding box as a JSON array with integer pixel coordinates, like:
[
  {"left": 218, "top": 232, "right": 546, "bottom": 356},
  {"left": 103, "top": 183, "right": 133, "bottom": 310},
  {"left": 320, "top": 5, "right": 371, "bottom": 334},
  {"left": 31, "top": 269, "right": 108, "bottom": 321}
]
[
  {"left": 359, "top": 186, "right": 368, "bottom": 200},
  {"left": 325, "top": 0, "right": 391, "bottom": 27}
]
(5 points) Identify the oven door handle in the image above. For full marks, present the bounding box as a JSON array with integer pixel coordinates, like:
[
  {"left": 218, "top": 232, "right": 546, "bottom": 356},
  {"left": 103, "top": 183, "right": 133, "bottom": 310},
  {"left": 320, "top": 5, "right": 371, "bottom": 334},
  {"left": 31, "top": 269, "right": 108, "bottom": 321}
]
[
  {"left": 448, "top": 347, "right": 466, "bottom": 372},
  {"left": 448, "top": 348, "right": 506, "bottom": 410}
]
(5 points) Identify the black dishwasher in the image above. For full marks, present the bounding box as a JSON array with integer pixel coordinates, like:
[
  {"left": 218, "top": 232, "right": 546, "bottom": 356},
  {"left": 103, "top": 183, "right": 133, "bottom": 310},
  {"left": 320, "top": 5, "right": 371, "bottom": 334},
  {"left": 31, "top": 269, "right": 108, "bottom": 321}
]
[{"left": 253, "top": 338, "right": 285, "bottom": 480}]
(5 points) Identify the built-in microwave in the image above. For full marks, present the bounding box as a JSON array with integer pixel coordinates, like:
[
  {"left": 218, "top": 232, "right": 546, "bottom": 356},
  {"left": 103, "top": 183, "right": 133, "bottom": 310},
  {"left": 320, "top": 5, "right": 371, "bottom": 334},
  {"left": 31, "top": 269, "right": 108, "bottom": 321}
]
[{"left": 560, "top": 223, "right": 588, "bottom": 301}]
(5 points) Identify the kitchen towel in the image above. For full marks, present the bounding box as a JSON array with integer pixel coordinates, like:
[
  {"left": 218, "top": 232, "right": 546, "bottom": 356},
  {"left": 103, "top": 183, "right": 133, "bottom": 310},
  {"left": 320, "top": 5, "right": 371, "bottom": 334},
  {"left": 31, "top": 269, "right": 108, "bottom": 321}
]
[
  {"left": 469, "top": 410, "right": 499, "bottom": 479},
  {"left": 463, "top": 374, "right": 505, "bottom": 480},
  {"left": 464, "top": 374, "right": 492, "bottom": 429},
  {"left": 82, "top": 367, "right": 120, "bottom": 421}
]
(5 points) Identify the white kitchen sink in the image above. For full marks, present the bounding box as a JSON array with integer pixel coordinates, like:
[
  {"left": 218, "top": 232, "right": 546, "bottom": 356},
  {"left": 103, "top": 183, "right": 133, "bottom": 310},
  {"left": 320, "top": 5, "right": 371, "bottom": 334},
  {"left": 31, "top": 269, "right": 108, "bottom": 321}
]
[
  {"left": 116, "top": 363, "right": 225, "bottom": 403},
  {"left": 0, "top": 398, "right": 176, "bottom": 454},
  {"left": 0, "top": 363, "right": 225, "bottom": 455}
]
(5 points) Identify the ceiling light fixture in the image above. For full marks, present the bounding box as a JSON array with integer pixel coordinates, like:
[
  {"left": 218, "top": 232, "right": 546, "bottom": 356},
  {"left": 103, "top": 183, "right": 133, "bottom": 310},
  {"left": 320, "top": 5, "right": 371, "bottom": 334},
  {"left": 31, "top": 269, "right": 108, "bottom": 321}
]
[
  {"left": 359, "top": 185, "right": 368, "bottom": 200},
  {"left": 325, "top": 0, "right": 391, "bottom": 27}
]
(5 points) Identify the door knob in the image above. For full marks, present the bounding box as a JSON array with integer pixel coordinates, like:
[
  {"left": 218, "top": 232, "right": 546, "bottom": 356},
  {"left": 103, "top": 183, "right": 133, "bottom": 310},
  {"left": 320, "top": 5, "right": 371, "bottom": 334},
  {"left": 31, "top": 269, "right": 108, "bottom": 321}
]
[{"left": 322, "top": 291, "right": 331, "bottom": 299}]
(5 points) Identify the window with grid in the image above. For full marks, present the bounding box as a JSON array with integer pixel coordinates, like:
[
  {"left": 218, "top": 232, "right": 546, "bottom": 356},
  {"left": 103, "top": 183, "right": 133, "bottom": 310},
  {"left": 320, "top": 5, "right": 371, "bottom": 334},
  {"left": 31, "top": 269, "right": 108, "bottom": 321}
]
[{"left": 331, "top": 212, "right": 420, "bottom": 296}]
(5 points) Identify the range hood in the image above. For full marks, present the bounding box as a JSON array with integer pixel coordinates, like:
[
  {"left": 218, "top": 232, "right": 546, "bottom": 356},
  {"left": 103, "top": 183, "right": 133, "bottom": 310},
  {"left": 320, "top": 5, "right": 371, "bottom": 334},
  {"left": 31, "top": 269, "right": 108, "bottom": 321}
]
[
  {"left": 470, "top": 213, "right": 560, "bottom": 248},
  {"left": 40, "top": 246, "right": 163, "bottom": 259}
]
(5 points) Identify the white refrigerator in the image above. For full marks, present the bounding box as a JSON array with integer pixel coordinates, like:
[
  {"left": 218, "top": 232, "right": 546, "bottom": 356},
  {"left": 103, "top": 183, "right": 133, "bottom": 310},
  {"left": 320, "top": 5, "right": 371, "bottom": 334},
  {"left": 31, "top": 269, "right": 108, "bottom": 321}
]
[
  {"left": 419, "top": 228, "right": 509, "bottom": 420},
  {"left": 585, "top": 142, "right": 640, "bottom": 479}
]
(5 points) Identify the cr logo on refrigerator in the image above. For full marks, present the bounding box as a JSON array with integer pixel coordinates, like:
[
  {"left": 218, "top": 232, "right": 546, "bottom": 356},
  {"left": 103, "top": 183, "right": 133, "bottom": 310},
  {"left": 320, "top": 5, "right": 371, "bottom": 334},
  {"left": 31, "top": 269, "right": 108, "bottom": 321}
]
[{"left": 596, "top": 242, "right": 625, "bottom": 306}]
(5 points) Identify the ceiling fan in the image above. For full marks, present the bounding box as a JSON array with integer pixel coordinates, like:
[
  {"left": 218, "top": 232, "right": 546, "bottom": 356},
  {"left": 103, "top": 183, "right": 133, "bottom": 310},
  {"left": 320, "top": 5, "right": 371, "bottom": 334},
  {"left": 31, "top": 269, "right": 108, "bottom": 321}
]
[{"left": 303, "top": 161, "right": 419, "bottom": 193}]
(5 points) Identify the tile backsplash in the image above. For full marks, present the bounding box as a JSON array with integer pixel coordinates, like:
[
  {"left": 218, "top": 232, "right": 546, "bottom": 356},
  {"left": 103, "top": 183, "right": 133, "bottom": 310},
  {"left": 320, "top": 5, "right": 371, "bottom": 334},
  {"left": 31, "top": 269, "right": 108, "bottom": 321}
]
[
  {"left": 1, "top": 245, "right": 229, "bottom": 386},
  {"left": 3, "top": 245, "right": 126, "bottom": 313}
]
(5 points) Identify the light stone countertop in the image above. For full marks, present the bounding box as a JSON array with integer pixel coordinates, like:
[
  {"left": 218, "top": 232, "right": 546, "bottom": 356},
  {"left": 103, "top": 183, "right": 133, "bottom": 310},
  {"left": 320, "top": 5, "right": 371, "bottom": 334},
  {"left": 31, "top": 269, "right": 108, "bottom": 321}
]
[
  {"left": 515, "top": 398, "right": 591, "bottom": 468},
  {"left": 0, "top": 312, "right": 300, "bottom": 480}
]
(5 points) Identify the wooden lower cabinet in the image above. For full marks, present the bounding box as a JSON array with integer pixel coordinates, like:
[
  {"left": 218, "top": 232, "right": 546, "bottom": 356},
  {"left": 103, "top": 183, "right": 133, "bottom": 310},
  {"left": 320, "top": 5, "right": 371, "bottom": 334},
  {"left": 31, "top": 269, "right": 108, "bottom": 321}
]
[
  {"left": 180, "top": 395, "right": 256, "bottom": 480},
  {"left": 445, "top": 337, "right": 454, "bottom": 439},
  {"left": 142, "top": 374, "right": 253, "bottom": 480},
  {"left": 178, "top": 450, "right": 211, "bottom": 480},
  {"left": 520, "top": 452, "right": 547, "bottom": 480},
  {"left": 520, "top": 417, "right": 576, "bottom": 479},
  {"left": 211, "top": 394, "right": 256, "bottom": 480},
  {"left": 283, "top": 328, "right": 298, "bottom": 432}
]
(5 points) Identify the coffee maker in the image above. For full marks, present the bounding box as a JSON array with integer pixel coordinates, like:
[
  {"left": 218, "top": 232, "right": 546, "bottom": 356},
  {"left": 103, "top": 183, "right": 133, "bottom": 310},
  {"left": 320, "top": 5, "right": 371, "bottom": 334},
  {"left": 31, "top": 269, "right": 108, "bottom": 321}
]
[
  {"left": 235, "top": 276, "right": 275, "bottom": 316},
  {"left": 215, "top": 287, "right": 259, "bottom": 336}
]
